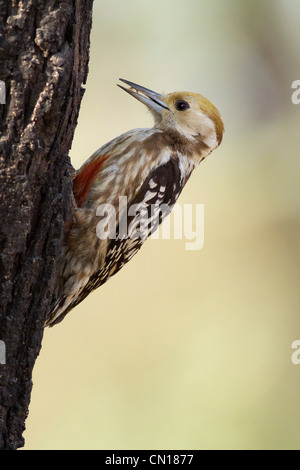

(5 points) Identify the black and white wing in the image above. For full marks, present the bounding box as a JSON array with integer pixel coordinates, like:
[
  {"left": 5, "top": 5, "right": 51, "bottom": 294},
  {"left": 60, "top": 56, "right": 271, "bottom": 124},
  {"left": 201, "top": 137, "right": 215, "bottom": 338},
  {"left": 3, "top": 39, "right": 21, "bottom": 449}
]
[{"left": 50, "top": 157, "right": 184, "bottom": 324}]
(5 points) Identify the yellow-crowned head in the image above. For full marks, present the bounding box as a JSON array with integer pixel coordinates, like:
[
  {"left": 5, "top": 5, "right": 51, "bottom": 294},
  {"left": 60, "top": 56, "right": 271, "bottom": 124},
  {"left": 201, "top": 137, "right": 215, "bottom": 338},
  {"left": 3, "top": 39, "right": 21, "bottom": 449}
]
[{"left": 118, "top": 79, "right": 224, "bottom": 151}]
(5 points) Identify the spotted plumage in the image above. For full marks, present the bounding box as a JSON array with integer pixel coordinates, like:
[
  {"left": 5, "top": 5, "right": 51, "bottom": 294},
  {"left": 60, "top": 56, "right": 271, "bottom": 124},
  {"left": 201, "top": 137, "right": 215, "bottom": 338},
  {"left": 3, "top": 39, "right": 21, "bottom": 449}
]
[{"left": 45, "top": 79, "right": 224, "bottom": 326}]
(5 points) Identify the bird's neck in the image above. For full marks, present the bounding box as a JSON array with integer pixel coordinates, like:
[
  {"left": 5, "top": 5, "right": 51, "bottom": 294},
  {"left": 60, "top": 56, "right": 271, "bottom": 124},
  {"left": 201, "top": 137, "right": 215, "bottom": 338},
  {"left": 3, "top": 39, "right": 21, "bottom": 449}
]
[{"left": 151, "top": 127, "right": 212, "bottom": 166}]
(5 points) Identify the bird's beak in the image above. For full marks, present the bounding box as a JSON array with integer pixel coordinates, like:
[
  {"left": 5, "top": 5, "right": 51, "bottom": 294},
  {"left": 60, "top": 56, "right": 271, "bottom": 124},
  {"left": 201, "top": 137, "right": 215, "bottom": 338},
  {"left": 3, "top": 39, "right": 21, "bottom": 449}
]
[{"left": 118, "top": 78, "right": 169, "bottom": 114}]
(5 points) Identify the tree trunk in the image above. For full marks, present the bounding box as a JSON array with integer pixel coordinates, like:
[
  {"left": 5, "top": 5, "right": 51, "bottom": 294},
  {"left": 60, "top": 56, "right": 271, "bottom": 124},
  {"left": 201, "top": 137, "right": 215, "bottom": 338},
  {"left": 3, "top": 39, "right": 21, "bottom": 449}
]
[{"left": 0, "top": 0, "right": 94, "bottom": 449}]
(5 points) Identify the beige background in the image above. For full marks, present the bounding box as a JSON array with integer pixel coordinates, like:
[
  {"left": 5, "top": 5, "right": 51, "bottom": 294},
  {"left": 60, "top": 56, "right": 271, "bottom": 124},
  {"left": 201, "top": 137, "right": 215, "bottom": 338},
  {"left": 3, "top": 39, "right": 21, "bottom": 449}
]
[{"left": 24, "top": 0, "right": 300, "bottom": 449}]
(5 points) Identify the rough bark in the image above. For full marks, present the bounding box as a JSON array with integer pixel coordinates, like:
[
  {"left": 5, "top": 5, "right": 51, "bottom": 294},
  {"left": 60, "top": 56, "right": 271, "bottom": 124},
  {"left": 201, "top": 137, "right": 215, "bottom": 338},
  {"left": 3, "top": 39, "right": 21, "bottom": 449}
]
[{"left": 0, "top": 0, "right": 94, "bottom": 449}]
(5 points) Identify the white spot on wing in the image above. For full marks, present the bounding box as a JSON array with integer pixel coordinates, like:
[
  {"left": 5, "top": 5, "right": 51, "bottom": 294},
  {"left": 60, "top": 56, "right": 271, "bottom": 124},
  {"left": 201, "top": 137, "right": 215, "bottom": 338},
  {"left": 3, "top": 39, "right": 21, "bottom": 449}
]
[{"left": 149, "top": 178, "right": 157, "bottom": 189}]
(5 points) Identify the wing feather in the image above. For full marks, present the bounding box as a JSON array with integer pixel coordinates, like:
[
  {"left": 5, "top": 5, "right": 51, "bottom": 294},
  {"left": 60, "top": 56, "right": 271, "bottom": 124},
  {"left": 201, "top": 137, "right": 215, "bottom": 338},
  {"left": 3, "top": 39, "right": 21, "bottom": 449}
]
[
  {"left": 47, "top": 155, "right": 184, "bottom": 326},
  {"left": 70, "top": 156, "right": 183, "bottom": 300}
]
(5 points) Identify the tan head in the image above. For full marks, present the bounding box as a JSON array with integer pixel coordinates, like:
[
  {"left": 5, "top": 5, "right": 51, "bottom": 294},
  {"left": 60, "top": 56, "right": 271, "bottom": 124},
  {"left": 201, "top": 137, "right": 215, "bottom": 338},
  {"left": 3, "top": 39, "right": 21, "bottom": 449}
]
[{"left": 118, "top": 79, "right": 224, "bottom": 151}]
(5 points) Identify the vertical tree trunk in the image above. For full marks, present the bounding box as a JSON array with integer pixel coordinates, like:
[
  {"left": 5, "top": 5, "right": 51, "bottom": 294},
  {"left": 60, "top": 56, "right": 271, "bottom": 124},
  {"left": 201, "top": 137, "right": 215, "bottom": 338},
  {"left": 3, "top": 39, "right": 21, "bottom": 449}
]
[{"left": 0, "top": 0, "right": 94, "bottom": 449}]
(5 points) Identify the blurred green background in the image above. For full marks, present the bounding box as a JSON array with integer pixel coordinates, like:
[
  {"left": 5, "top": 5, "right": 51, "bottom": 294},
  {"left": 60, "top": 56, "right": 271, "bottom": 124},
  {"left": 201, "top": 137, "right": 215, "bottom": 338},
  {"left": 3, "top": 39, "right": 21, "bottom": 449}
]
[{"left": 24, "top": 0, "right": 300, "bottom": 449}]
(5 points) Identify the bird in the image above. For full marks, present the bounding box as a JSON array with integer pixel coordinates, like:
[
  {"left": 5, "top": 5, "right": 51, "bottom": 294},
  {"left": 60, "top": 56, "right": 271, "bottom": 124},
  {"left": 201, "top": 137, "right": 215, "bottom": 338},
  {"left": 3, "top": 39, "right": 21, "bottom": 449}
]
[{"left": 45, "top": 79, "right": 224, "bottom": 326}]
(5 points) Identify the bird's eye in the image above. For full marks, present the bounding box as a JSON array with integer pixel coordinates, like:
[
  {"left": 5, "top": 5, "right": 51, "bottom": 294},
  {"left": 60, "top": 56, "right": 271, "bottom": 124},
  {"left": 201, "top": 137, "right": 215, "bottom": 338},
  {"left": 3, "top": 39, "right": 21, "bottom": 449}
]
[{"left": 175, "top": 100, "right": 190, "bottom": 111}]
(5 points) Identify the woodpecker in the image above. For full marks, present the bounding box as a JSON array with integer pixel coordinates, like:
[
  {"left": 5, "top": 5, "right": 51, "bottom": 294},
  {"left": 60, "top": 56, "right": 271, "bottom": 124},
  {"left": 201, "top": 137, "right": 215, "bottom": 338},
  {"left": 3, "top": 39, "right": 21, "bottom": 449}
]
[{"left": 45, "top": 79, "right": 224, "bottom": 326}]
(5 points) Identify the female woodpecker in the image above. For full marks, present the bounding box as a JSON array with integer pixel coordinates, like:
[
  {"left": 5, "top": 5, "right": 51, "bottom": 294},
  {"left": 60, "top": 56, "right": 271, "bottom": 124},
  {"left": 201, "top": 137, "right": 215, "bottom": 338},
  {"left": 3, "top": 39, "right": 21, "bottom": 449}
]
[{"left": 46, "top": 79, "right": 224, "bottom": 326}]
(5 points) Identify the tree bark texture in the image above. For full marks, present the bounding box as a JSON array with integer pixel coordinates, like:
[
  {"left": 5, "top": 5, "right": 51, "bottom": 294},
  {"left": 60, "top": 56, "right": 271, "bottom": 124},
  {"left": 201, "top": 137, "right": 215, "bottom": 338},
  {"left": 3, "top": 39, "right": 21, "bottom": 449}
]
[{"left": 0, "top": 0, "right": 94, "bottom": 449}]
